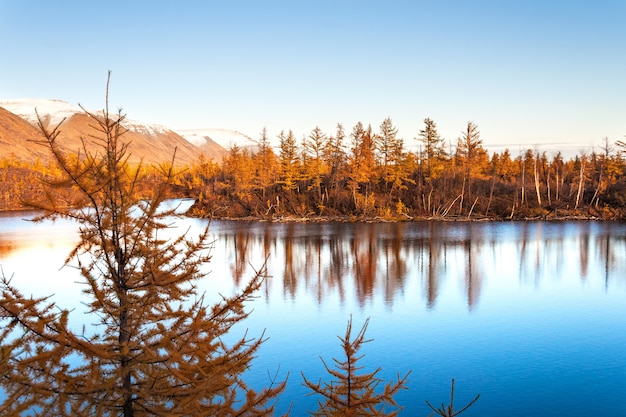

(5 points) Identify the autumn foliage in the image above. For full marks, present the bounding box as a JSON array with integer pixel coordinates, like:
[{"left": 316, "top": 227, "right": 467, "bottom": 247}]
[
  {"left": 180, "top": 120, "right": 626, "bottom": 221},
  {"left": 2, "top": 114, "right": 626, "bottom": 220},
  {"left": 302, "top": 317, "right": 409, "bottom": 416}
]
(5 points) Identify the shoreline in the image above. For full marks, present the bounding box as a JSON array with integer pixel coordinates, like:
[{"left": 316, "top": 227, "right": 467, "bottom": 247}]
[
  {"left": 190, "top": 212, "right": 614, "bottom": 223},
  {"left": 2, "top": 201, "right": 620, "bottom": 223}
]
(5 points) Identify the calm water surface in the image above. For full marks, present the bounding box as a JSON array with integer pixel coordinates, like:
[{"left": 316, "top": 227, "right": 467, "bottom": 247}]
[{"left": 1, "top": 206, "right": 626, "bottom": 416}]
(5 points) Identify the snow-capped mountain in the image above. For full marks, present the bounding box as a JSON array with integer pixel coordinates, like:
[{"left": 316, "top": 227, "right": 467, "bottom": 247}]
[
  {"left": 0, "top": 98, "right": 82, "bottom": 127},
  {"left": 0, "top": 98, "right": 172, "bottom": 137},
  {"left": 0, "top": 99, "right": 252, "bottom": 155},
  {"left": 0, "top": 98, "right": 216, "bottom": 165},
  {"left": 176, "top": 128, "right": 258, "bottom": 150}
]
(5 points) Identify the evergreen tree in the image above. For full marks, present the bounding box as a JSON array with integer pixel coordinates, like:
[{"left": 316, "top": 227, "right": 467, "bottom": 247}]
[
  {"left": 425, "top": 379, "right": 480, "bottom": 417},
  {"left": 302, "top": 317, "right": 409, "bottom": 416},
  {"left": 417, "top": 117, "right": 446, "bottom": 181},
  {"left": 385, "top": 136, "right": 414, "bottom": 201},
  {"left": 376, "top": 117, "right": 400, "bottom": 190},
  {"left": 223, "top": 143, "right": 255, "bottom": 199},
  {"left": 456, "top": 121, "right": 487, "bottom": 213},
  {"left": 254, "top": 126, "right": 278, "bottom": 197},
  {"left": 277, "top": 129, "right": 300, "bottom": 194},
  {"left": 303, "top": 126, "right": 329, "bottom": 203},
  {"left": 347, "top": 122, "right": 376, "bottom": 211},
  {"left": 324, "top": 123, "right": 348, "bottom": 208},
  {"left": 0, "top": 74, "right": 285, "bottom": 416}
]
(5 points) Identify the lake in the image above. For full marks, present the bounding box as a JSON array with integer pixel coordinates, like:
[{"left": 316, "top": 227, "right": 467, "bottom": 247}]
[{"left": 1, "top": 206, "right": 626, "bottom": 416}]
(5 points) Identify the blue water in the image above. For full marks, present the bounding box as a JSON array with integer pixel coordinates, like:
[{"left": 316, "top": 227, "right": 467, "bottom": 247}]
[{"left": 1, "top": 211, "right": 626, "bottom": 416}]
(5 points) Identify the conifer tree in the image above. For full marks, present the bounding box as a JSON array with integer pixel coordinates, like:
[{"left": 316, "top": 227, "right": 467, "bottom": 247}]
[
  {"left": 417, "top": 117, "right": 446, "bottom": 181},
  {"left": 425, "top": 379, "right": 480, "bottom": 417},
  {"left": 277, "top": 129, "right": 300, "bottom": 194},
  {"left": 0, "top": 73, "right": 285, "bottom": 416},
  {"left": 324, "top": 123, "right": 348, "bottom": 208},
  {"left": 456, "top": 121, "right": 487, "bottom": 213},
  {"left": 223, "top": 143, "right": 255, "bottom": 199},
  {"left": 302, "top": 317, "right": 409, "bottom": 416},
  {"left": 254, "top": 126, "right": 278, "bottom": 197},
  {"left": 303, "top": 126, "right": 329, "bottom": 203},
  {"left": 347, "top": 122, "right": 376, "bottom": 210},
  {"left": 376, "top": 117, "right": 399, "bottom": 187}
]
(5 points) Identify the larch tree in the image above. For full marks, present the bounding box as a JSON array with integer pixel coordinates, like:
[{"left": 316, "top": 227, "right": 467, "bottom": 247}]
[
  {"left": 223, "top": 143, "right": 256, "bottom": 200},
  {"left": 575, "top": 153, "right": 587, "bottom": 210},
  {"left": 347, "top": 122, "right": 376, "bottom": 211},
  {"left": 425, "top": 379, "right": 480, "bottom": 417},
  {"left": 302, "top": 126, "right": 329, "bottom": 205},
  {"left": 532, "top": 149, "right": 543, "bottom": 207},
  {"left": 385, "top": 136, "right": 413, "bottom": 202},
  {"left": 277, "top": 129, "right": 300, "bottom": 194},
  {"left": 0, "top": 74, "right": 285, "bottom": 416},
  {"left": 254, "top": 126, "right": 278, "bottom": 198},
  {"left": 302, "top": 317, "right": 409, "bottom": 417},
  {"left": 324, "top": 123, "right": 348, "bottom": 208},
  {"left": 375, "top": 117, "right": 400, "bottom": 191},
  {"left": 417, "top": 117, "right": 446, "bottom": 182},
  {"left": 551, "top": 151, "right": 565, "bottom": 202},
  {"left": 590, "top": 138, "right": 621, "bottom": 209},
  {"left": 456, "top": 121, "right": 487, "bottom": 214}
]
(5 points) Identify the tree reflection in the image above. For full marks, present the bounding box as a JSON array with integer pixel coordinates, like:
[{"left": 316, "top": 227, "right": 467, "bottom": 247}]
[
  {"left": 463, "top": 238, "right": 479, "bottom": 310},
  {"left": 261, "top": 222, "right": 276, "bottom": 300},
  {"left": 230, "top": 227, "right": 251, "bottom": 286},
  {"left": 579, "top": 223, "right": 590, "bottom": 279},
  {"left": 204, "top": 220, "right": 626, "bottom": 309},
  {"left": 352, "top": 224, "right": 378, "bottom": 306},
  {"left": 4, "top": 216, "right": 626, "bottom": 314},
  {"left": 420, "top": 222, "right": 445, "bottom": 309},
  {"left": 381, "top": 223, "right": 408, "bottom": 306},
  {"left": 325, "top": 231, "right": 348, "bottom": 303},
  {"left": 282, "top": 224, "right": 300, "bottom": 298}
]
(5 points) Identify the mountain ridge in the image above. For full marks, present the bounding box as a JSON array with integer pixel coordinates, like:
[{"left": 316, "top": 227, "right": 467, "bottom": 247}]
[{"left": 0, "top": 98, "right": 257, "bottom": 165}]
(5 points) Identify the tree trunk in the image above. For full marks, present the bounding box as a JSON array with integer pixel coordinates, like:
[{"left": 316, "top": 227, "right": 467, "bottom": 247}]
[
  {"left": 546, "top": 166, "right": 552, "bottom": 206},
  {"left": 575, "top": 159, "right": 585, "bottom": 210},
  {"left": 534, "top": 157, "right": 542, "bottom": 206},
  {"left": 520, "top": 165, "right": 526, "bottom": 206},
  {"left": 485, "top": 175, "right": 495, "bottom": 215}
]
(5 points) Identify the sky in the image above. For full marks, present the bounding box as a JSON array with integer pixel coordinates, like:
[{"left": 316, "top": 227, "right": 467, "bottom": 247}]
[{"left": 1, "top": 0, "right": 625, "bottom": 154}]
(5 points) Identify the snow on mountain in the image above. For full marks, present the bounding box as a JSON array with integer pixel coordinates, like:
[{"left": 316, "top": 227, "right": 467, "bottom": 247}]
[
  {"left": 122, "top": 118, "right": 172, "bottom": 136},
  {"left": 176, "top": 128, "right": 257, "bottom": 150},
  {"left": 0, "top": 99, "right": 254, "bottom": 156},
  {"left": 0, "top": 98, "right": 82, "bottom": 126},
  {"left": 0, "top": 98, "right": 172, "bottom": 136}
]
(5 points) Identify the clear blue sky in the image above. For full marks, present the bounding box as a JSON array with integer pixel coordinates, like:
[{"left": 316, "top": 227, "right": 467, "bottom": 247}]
[{"left": 1, "top": 0, "right": 625, "bottom": 153}]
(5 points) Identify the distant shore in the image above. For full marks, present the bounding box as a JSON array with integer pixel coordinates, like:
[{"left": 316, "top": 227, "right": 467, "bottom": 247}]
[
  {"left": 1, "top": 200, "right": 620, "bottom": 223},
  {"left": 187, "top": 211, "right": 614, "bottom": 223}
]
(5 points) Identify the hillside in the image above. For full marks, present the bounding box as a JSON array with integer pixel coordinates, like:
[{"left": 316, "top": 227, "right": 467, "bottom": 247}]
[
  {"left": 0, "top": 106, "right": 50, "bottom": 162},
  {"left": 0, "top": 99, "right": 226, "bottom": 166}
]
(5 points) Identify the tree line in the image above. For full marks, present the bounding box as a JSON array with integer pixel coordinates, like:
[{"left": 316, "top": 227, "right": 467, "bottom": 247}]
[
  {"left": 178, "top": 119, "right": 626, "bottom": 220},
  {"left": 2, "top": 117, "right": 625, "bottom": 220}
]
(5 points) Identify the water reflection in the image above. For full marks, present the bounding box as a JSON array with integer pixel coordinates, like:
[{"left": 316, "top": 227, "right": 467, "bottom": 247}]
[
  {"left": 4, "top": 216, "right": 625, "bottom": 311},
  {"left": 208, "top": 220, "right": 626, "bottom": 311}
]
